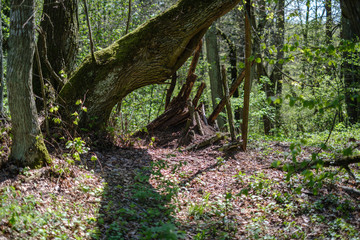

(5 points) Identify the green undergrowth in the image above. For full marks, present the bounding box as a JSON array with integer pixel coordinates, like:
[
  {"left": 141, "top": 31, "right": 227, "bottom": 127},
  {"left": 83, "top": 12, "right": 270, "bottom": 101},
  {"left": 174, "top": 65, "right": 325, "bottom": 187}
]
[
  {"left": 250, "top": 124, "right": 360, "bottom": 150},
  {"left": 0, "top": 179, "right": 102, "bottom": 239},
  {"left": 181, "top": 170, "right": 359, "bottom": 239},
  {"left": 1, "top": 126, "right": 359, "bottom": 239}
]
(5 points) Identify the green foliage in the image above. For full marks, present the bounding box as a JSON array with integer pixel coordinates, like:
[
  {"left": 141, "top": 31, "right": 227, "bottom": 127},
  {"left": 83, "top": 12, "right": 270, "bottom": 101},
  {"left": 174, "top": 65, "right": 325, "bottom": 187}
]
[{"left": 0, "top": 185, "right": 101, "bottom": 239}]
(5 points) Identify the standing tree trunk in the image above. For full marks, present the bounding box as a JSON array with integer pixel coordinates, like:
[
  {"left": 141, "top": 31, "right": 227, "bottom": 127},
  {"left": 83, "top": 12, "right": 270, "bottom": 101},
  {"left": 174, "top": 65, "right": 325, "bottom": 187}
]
[
  {"left": 206, "top": 23, "right": 225, "bottom": 129},
  {"left": 0, "top": 0, "right": 4, "bottom": 116},
  {"left": 58, "top": 0, "right": 241, "bottom": 131},
  {"left": 242, "top": 0, "right": 251, "bottom": 151},
  {"left": 341, "top": 0, "right": 360, "bottom": 124},
  {"left": 7, "top": 0, "right": 51, "bottom": 168},
  {"left": 272, "top": 0, "right": 285, "bottom": 130},
  {"left": 325, "top": 0, "right": 332, "bottom": 44},
  {"left": 33, "top": 0, "right": 79, "bottom": 106},
  {"left": 304, "top": 0, "right": 310, "bottom": 47},
  {"left": 250, "top": 0, "right": 273, "bottom": 134}
]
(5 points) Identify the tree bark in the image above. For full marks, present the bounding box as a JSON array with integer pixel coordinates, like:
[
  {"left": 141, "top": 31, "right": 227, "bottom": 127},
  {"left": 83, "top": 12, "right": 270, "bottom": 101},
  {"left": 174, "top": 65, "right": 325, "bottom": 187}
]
[
  {"left": 33, "top": 0, "right": 79, "bottom": 101},
  {"left": 7, "top": 0, "right": 51, "bottom": 168},
  {"left": 273, "top": 0, "right": 285, "bottom": 130},
  {"left": 242, "top": 0, "right": 251, "bottom": 151},
  {"left": 340, "top": 0, "right": 360, "bottom": 37},
  {"left": 205, "top": 22, "right": 225, "bottom": 129},
  {"left": 0, "top": 0, "right": 3, "bottom": 115},
  {"left": 58, "top": 0, "right": 241, "bottom": 131},
  {"left": 165, "top": 73, "right": 177, "bottom": 110},
  {"left": 325, "top": 0, "right": 332, "bottom": 44},
  {"left": 341, "top": 0, "right": 360, "bottom": 124},
  {"left": 222, "top": 65, "right": 235, "bottom": 141}
]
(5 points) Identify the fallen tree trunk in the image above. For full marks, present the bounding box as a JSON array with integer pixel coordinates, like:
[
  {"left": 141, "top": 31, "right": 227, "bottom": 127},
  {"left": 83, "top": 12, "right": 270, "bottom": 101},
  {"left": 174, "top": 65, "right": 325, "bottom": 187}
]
[
  {"left": 274, "top": 155, "right": 360, "bottom": 176},
  {"left": 185, "top": 132, "right": 227, "bottom": 151},
  {"left": 58, "top": 0, "right": 241, "bottom": 131}
]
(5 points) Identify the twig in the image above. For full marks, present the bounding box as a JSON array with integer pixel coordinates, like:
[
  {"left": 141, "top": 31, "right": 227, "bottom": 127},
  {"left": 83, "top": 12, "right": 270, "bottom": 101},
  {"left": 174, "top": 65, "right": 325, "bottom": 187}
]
[
  {"left": 83, "top": 0, "right": 96, "bottom": 63},
  {"left": 35, "top": 44, "right": 50, "bottom": 136},
  {"left": 125, "top": 0, "right": 132, "bottom": 34},
  {"left": 222, "top": 65, "right": 236, "bottom": 141},
  {"left": 36, "top": 28, "right": 64, "bottom": 89},
  {"left": 165, "top": 73, "right": 177, "bottom": 110}
]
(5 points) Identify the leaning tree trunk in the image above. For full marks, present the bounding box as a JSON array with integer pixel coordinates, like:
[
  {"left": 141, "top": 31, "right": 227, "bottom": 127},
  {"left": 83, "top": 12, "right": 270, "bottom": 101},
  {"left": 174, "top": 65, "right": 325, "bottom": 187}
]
[
  {"left": 58, "top": 0, "right": 241, "bottom": 131},
  {"left": 7, "top": 0, "right": 51, "bottom": 168},
  {"left": 33, "top": 0, "right": 79, "bottom": 105}
]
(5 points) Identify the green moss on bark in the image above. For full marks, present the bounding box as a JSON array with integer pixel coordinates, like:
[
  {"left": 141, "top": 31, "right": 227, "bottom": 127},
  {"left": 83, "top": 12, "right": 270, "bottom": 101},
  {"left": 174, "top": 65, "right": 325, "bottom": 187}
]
[
  {"left": 58, "top": 0, "right": 241, "bottom": 131},
  {"left": 23, "top": 135, "right": 52, "bottom": 169}
]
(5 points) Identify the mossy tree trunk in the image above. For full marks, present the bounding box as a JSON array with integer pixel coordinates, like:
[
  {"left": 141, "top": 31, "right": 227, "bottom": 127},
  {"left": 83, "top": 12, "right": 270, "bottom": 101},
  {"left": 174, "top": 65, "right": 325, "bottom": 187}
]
[
  {"left": 7, "top": 0, "right": 51, "bottom": 168},
  {"left": 58, "top": 0, "right": 241, "bottom": 131},
  {"left": 205, "top": 23, "right": 225, "bottom": 129}
]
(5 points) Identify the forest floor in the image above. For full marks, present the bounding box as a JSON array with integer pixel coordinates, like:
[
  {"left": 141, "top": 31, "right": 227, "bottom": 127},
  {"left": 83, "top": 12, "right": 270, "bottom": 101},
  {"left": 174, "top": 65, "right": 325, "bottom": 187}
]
[{"left": 0, "top": 126, "right": 360, "bottom": 239}]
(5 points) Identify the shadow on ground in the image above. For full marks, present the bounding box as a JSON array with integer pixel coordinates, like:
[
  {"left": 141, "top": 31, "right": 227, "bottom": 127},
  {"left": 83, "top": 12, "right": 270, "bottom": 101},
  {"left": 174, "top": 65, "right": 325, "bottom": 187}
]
[{"left": 88, "top": 145, "right": 183, "bottom": 239}]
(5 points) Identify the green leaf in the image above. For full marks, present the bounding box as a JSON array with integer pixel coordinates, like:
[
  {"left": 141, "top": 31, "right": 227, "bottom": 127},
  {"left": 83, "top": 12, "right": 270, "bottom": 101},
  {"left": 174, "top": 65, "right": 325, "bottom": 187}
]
[
  {"left": 255, "top": 57, "right": 261, "bottom": 63},
  {"left": 225, "top": 192, "right": 233, "bottom": 199},
  {"left": 320, "top": 143, "right": 327, "bottom": 150},
  {"left": 237, "top": 188, "right": 249, "bottom": 196},
  {"left": 342, "top": 147, "right": 353, "bottom": 156},
  {"left": 274, "top": 97, "right": 282, "bottom": 104},
  {"left": 271, "top": 160, "right": 281, "bottom": 168},
  {"left": 289, "top": 97, "right": 297, "bottom": 107}
]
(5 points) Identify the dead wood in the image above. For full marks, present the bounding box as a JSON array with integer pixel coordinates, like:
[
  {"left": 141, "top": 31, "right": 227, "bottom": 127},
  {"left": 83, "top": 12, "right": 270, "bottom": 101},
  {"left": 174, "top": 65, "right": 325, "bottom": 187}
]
[
  {"left": 165, "top": 73, "right": 177, "bottom": 110},
  {"left": 217, "top": 141, "right": 242, "bottom": 151},
  {"left": 339, "top": 185, "right": 360, "bottom": 198},
  {"left": 147, "top": 42, "right": 203, "bottom": 131},
  {"left": 222, "top": 65, "right": 235, "bottom": 141},
  {"left": 195, "top": 111, "right": 204, "bottom": 136},
  {"left": 192, "top": 82, "right": 206, "bottom": 108},
  {"left": 208, "top": 60, "right": 254, "bottom": 125},
  {"left": 183, "top": 100, "right": 195, "bottom": 134},
  {"left": 275, "top": 155, "right": 360, "bottom": 177},
  {"left": 185, "top": 132, "right": 227, "bottom": 151},
  {"left": 200, "top": 103, "right": 208, "bottom": 126}
]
